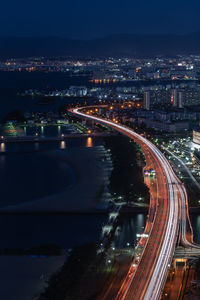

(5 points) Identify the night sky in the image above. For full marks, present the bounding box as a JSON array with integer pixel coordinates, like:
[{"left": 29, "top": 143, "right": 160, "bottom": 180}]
[{"left": 1, "top": 0, "right": 200, "bottom": 38}]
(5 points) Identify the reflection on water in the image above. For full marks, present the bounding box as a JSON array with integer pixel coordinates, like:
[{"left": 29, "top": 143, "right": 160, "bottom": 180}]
[
  {"left": 0, "top": 137, "right": 101, "bottom": 154},
  {"left": 34, "top": 142, "right": 39, "bottom": 151},
  {"left": 18, "top": 125, "right": 69, "bottom": 138},
  {"left": 137, "top": 214, "right": 145, "bottom": 228},
  {"left": 0, "top": 155, "right": 5, "bottom": 164},
  {"left": 195, "top": 216, "right": 200, "bottom": 243},
  {"left": 86, "top": 137, "right": 93, "bottom": 147},
  {"left": 114, "top": 214, "right": 146, "bottom": 248},
  {"left": 0, "top": 142, "right": 5, "bottom": 152},
  {"left": 190, "top": 215, "right": 200, "bottom": 244},
  {"left": 60, "top": 141, "right": 66, "bottom": 149},
  {"left": 41, "top": 126, "right": 44, "bottom": 137}
]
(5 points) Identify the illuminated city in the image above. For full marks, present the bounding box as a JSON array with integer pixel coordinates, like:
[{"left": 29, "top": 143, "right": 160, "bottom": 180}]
[{"left": 1, "top": 1, "right": 200, "bottom": 300}]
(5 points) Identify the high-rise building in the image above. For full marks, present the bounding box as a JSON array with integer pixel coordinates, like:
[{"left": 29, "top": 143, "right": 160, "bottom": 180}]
[
  {"left": 144, "top": 91, "right": 150, "bottom": 110},
  {"left": 193, "top": 129, "right": 200, "bottom": 145},
  {"left": 172, "top": 89, "right": 178, "bottom": 107},
  {"left": 178, "top": 91, "right": 183, "bottom": 108}
]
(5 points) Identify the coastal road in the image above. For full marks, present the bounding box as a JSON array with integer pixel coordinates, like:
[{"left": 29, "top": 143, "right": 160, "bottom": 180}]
[{"left": 69, "top": 108, "right": 192, "bottom": 300}]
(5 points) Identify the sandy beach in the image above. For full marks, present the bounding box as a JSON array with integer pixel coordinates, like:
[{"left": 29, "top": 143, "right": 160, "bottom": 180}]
[{"left": 0, "top": 145, "right": 112, "bottom": 213}]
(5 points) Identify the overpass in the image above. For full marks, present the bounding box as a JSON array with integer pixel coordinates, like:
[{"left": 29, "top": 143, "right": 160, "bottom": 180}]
[{"left": 69, "top": 107, "right": 199, "bottom": 300}]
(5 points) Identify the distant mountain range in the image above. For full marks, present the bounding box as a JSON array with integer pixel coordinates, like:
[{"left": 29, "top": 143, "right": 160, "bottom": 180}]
[{"left": 1, "top": 32, "right": 200, "bottom": 59}]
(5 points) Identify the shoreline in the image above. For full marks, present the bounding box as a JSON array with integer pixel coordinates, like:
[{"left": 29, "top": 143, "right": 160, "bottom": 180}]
[{"left": 0, "top": 145, "right": 112, "bottom": 213}]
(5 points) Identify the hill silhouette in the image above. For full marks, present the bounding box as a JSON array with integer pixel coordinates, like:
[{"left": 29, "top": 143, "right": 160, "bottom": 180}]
[{"left": 1, "top": 32, "right": 200, "bottom": 58}]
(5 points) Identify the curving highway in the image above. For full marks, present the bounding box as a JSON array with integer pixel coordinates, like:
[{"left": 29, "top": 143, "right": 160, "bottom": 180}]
[{"left": 69, "top": 107, "right": 197, "bottom": 300}]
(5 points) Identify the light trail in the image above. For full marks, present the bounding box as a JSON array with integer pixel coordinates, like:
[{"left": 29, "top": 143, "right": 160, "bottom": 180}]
[
  {"left": 162, "top": 146, "right": 200, "bottom": 248},
  {"left": 69, "top": 107, "right": 197, "bottom": 300}
]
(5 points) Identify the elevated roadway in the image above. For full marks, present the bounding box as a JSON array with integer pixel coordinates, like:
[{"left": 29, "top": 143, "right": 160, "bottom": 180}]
[{"left": 69, "top": 108, "right": 198, "bottom": 300}]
